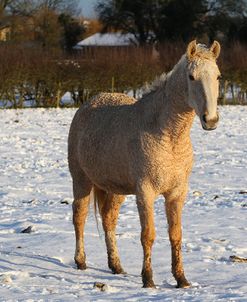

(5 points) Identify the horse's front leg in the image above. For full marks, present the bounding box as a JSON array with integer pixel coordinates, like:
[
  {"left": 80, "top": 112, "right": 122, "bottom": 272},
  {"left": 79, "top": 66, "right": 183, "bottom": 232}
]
[
  {"left": 136, "top": 188, "right": 156, "bottom": 288},
  {"left": 164, "top": 189, "right": 191, "bottom": 288}
]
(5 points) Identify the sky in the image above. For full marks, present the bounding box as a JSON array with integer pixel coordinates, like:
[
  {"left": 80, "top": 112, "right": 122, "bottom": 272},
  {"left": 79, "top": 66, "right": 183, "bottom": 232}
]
[{"left": 79, "top": 0, "right": 98, "bottom": 17}]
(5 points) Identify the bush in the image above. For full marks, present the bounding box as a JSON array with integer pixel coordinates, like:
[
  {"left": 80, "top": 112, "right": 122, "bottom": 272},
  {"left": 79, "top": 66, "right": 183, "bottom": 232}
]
[{"left": 0, "top": 42, "right": 246, "bottom": 108}]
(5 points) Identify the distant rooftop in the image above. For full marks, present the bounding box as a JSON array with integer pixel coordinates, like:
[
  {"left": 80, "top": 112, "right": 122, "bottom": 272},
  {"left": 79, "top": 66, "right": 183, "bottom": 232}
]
[{"left": 74, "top": 32, "right": 137, "bottom": 49}]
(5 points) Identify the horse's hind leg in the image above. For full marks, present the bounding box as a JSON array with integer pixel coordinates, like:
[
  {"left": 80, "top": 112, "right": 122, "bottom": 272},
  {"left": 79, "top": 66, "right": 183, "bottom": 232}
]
[
  {"left": 95, "top": 187, "right": 125, "bottom": 274},
  {"left": 72, "top": 171, "right": 92, "bottom": 270}
]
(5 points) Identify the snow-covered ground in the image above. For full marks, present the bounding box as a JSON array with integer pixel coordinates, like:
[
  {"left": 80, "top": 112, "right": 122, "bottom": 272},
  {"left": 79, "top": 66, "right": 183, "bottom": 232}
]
[{"left": 0, "top": 107, "right": 246, "bottom": 301}]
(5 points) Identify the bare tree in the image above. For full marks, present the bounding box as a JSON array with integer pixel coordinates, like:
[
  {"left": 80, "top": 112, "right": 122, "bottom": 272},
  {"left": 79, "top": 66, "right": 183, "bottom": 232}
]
[
  {"left": 0, "top": 0, "right": 14, "bottom": 15},
  {"left": 7, "top": 0, "right": 39, "bottom": 16},
  {"left": 40, "top": 0, "right": 80, "bottom": 15},
  {"left": 7, "top": 0, "right": 80, "bottom": 16}
]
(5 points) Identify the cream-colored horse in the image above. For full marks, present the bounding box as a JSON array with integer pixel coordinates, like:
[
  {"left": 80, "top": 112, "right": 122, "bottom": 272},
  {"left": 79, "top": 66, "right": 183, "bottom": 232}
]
[{"left": 68, "top": 40, "right": 221, "bottom": 288}]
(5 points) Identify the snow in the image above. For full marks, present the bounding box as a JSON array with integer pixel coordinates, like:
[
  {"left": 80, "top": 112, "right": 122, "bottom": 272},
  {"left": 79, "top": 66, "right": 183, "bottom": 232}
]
[{"left": 0, "top": 106, "right": 247, "bottom": 301}]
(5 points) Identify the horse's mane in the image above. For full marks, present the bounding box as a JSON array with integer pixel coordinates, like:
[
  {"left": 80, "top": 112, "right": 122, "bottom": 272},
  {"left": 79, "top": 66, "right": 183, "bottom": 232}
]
[{"left": 142, "top": 72, "right": 167, "bottom": 98}]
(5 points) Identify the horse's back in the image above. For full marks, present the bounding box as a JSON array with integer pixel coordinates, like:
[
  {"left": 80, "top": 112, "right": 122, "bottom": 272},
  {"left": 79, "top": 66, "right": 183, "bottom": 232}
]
[
  {"left": 88, "top": 92, "right": 137, "bottom": 107},
  {"left": 69, "top": 92, "right": 137, "bottom": 137}
]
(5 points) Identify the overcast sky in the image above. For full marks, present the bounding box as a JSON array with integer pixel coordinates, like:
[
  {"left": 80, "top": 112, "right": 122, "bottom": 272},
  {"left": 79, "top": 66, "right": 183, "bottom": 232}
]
[{"left": 79, "top": 0, "right": 98, "bottom": 17}]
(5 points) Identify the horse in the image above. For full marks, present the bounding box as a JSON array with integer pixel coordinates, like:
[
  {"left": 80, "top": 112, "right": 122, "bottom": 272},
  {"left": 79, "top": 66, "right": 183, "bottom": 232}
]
[{"left": 68, "top": 40, "right": 221, "bottom": 289}]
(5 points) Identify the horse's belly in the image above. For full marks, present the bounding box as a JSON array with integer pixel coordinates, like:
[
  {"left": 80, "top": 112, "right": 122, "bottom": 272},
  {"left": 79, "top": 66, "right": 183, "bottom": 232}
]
[
  {"left": 82, "top": 164, "right": 135, "bottom": 194},
  {"left": 94, "top": 179, "right": 135, "bottom": 195},
  {"left": 79, "top": 151, "right": 136, "bottom": 194}
]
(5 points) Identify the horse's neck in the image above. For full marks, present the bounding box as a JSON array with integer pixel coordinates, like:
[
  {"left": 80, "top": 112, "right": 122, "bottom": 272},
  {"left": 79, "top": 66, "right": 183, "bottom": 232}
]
[
  {"left": 139, "top": 56, "right": 195, "bottom": 141},
  {"left": 164, "top": 57, "right": 195, "bottom": 140}
]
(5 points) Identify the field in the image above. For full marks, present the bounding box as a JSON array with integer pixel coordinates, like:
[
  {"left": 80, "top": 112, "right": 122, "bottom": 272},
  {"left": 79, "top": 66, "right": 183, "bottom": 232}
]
[{"left": 0, "top": 107, "right": 247, "bottom": 301}]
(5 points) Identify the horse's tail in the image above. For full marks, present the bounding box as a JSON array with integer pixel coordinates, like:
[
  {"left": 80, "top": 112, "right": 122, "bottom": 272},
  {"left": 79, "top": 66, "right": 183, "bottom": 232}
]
[
  {"left": 92, "top": 185, "right": 106, "bottom": 234},
  {"left": 92, "top": 185, "right": 104, "bottom": 216}
]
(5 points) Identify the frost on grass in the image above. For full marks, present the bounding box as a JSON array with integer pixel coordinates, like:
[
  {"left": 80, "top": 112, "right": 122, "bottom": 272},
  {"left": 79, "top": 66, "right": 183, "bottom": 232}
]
[{"left": 0, "top": 107, "right": 247, "bottom": 301}]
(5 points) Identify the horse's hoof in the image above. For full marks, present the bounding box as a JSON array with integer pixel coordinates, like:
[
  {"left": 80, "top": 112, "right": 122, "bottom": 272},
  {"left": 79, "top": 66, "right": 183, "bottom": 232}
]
[
  {"left": 76, "top": 262, "right": 87, "bottom": 270},
  {"left": 142, "top": 277, "right": 156, "bottom": 288},
  {"left": 176, "top": 277, "right": 191, "bottom": 288},
  {"left": 143, "top": 280, "right": 156, "bottom": 288},
  {"left": 142, "top": 269, "right": 155, "bottom": 288},
  {"left": 111, "top": 266, "right": 126, "bottom": 275},
  {"left": 113, "top": 269, "right": 127, "bottom": 275}
]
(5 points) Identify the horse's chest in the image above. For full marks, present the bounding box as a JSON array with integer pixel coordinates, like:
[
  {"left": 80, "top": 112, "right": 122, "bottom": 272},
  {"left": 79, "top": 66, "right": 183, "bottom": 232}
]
[{"left": 145, "top": 144, "right": 193, "bottom": 192}]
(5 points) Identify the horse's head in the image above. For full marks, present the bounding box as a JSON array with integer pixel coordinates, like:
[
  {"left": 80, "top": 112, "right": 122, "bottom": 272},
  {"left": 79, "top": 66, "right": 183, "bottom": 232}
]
[{"left": 186, "top": 40, "right": 221, "bottom": 131}]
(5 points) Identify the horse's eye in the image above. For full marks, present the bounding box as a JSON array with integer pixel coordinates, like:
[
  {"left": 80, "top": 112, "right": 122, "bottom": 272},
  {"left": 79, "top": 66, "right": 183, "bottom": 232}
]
[{"left": 189, "top": 75, "right": 195, "bottom": 81}]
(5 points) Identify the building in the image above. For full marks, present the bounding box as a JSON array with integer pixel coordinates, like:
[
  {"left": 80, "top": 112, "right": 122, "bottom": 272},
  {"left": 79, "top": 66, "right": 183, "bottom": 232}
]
[{"left": 73, "top": 32, "right": 137, "bottom": 53}]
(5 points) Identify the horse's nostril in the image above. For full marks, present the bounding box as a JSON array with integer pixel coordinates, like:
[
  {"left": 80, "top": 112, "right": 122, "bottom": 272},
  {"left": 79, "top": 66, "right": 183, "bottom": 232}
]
[
  {"left": 201, "top": 113, "right": 219, "bottom": 130},
  {"left": 202, "top": 114, "right": 207, "bottom": 123}
]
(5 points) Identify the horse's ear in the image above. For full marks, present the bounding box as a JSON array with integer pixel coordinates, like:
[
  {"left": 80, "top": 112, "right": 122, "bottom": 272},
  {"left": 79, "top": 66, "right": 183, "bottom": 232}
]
[
  {"left": 187, "top": 40, "right": 197, "bottom": 60},
  {"left": 210, "top": 40, "right": 221, "bottom": 59}
]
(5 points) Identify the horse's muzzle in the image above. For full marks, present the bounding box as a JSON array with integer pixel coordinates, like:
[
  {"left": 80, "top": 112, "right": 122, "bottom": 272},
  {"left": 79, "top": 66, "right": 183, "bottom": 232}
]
[{"left": 201, "top": 112, "right": 219, "bottom": 131}]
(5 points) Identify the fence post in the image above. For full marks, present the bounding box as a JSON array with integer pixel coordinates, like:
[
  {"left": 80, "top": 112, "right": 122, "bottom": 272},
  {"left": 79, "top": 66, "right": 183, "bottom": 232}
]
[
  {"left": 222, "top": 80, "right": 228, "bottom": 105},
  {"left": 55, "top": 82, "right": 62, "bottom": 108},
  {"left": 230, "top": 84, "right": 236, "bottom": 104},
  {"left": 111, "top": 76, "right": 115, "bottom": 93}
]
